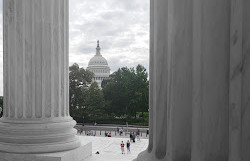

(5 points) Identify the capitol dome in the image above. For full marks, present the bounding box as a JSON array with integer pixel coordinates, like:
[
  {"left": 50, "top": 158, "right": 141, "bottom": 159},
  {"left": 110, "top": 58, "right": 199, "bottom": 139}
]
[
  {"left": 88, "top": 55, "right": 108, "bottom": 66},
  {"left": 87, "top": 40, "right": 110, "bottom": 88}
]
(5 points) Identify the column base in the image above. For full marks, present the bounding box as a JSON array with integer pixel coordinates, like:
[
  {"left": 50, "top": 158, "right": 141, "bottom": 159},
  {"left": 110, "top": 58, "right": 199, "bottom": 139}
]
[
  {"left": 0, "top": 142, "right": 92, "bottom": 161},
  {"left": 0, "top": 117, "right": 80, "bottom": 153},
  {"left": 133, "top": 149, "right": 155, "bottom": 161},
  {"left": 133, "top": 149, "right": 172, "bottom": 161}
]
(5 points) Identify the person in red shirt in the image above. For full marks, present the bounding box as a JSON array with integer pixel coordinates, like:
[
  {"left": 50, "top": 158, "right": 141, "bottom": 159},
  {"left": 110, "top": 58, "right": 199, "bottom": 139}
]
[{"left": 121, "top": 141, "right": 125, "bottom": 154}]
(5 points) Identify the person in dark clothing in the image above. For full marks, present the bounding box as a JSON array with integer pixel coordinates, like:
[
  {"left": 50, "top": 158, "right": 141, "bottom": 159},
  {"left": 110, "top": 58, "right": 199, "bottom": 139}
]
[
  {"left": 130, "top": 133, "right": 133, "bottom": 141},
  {"left": 132, "top": 133, "right": 136, "bottom": 142},
  {"left": 127, "top": 140, "right": 131, "bottom": 153}
]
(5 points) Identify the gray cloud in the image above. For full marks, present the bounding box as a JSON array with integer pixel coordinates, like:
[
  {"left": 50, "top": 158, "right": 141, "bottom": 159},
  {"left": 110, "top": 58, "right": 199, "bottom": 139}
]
[{"left": 69, "top": 0, "right": 149, "bottom": 70}]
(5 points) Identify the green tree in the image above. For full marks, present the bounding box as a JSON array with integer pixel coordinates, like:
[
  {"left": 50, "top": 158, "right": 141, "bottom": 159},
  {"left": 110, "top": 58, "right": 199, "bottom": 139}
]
[
  {"left": 132, "top": 65, "right": 149, "bottom": 117},
  {"left": 85, "top": 82, "right": 105, "bottom": 121},
  {"left": 69, "top": 63, "right": 93, "bottom": 118},
  {"left": 103, "top": 67, "right": 134, "bottom": 116},
  {"left": 102, "top": 65, "right": 149, "bottom": 118}
]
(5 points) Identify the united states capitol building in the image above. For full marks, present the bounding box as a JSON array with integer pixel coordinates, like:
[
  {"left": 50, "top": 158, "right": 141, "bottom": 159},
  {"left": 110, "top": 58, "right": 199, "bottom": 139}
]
[{"left": 87, "top": 41, "right": 110, "bottom": 87}]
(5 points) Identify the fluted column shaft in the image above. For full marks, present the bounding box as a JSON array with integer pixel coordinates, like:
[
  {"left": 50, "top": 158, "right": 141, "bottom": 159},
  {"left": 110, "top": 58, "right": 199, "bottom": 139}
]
[
  {"left": 229, "top": 1, "right": 250, "bottom": 161},
  {"left": 191, "top": 0, "right": 230, "bottom": 160},
  {"left": 135, "top": 0, "right": 250, "bottom": 161},
  {"left": 3, "top": 0, "right": 69, "bottom": 120},
  {"left": 0, "top": 0, "right": 80, "bottom": 154},
  {"left": 135, "top": 0, "right": 193, "bottom": 160},
  {"left": 152, "top": 0, "right": 193, "bottom": 160}
]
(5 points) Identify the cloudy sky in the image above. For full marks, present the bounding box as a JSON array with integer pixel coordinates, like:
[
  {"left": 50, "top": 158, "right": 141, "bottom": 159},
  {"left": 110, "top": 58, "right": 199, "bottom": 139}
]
[{"left": 0, "top": 0, "right": 149, "bottom": 96}]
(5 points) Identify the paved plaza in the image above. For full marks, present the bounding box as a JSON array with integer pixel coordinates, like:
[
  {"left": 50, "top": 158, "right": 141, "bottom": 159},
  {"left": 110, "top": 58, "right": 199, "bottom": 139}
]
[{"left": 79, "top": 135, "right": 148, "bottom": 161}]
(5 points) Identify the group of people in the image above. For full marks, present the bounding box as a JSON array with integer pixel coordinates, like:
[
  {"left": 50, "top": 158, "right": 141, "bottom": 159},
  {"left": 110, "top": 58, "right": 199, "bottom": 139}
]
[
  {"left": 130, "top": 129, "right": 140, "bottom": 142},
  {"left": 120, "top": 129, "right": 141, "bottom": 154},
  {"left": 86, "top": 130, "right": 96, "bottom": 136},
  {"left": 120, "top": 140, "right": 130, "bottom": 154},
  {"left": 105, "top": 132, "right": 112, "bottom": 137}
]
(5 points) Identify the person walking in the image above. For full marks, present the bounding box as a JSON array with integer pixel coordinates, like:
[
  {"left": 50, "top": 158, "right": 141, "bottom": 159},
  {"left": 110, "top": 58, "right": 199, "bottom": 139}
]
[
  {"left": 119, "top": 128, "right": 122, "bottom": 136},
  {"left": 121, "top": 141, "right": 125, "bottom": 154},
  {"left": 127, "top": 140, "right": 131, "bottom": 153},
  {"left": 136, "top": 128, "right": 140, "bottom": 141},
  {"left": 130, "top": 133, "right": 133, "bottom": 141},
  {"left": 120, "top": 128, "right": 124, "bottom": 136},
  {"left": 132, "top": 133, "right": 136, "bottom": 143},
  {"left": 80, "top": 128, "right": 83, "bottom": 135}
]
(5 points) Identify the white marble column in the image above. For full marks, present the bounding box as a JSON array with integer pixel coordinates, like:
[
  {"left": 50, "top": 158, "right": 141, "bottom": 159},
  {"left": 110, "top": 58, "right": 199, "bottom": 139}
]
[
  {"left": 229, "top": 1, "right": 250, "bottom": 161},
  {"left": 135, "top": 0, "right": 193, "bottom": 160},
  {"left": 241, "top": 2, "right": 250, "bottom": 161},
  {"left": 192, "top": 0, "right": 250, "bottom": 161},
  {"left": 229, "top": 1, "right": 243, "bottom": 160},
  {"left": 0, "top": 0, "right": 80, "bottom": 153},
  {"left": 134, "top": 0, "right": 250, "bottom": 161}
]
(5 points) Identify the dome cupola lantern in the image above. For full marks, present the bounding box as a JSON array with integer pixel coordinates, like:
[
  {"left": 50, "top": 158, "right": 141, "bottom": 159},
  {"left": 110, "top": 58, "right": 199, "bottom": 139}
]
[{"left": 96, "top": 40, "right": 101, "bottom": 56}]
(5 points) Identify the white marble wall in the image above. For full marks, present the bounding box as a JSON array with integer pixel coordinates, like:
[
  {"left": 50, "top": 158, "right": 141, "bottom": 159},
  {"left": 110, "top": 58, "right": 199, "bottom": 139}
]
[
  {"left": 134, "top": 0, "right": 250, "bottom": 161},
  {"left": 0, "top": 0, "right": 80, "bottom": 154}
]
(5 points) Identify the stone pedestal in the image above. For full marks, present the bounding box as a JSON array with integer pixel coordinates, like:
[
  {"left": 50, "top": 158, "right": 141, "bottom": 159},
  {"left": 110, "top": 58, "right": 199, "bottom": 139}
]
[
  {"left": 0, "top": 142, "right": 92, "bottom": 161},
  {"left": 134, "top": 0, "right": 250, "bottom": 161},
  {"left": 0, "top": 1, "right": 90, "bottom": 160}
]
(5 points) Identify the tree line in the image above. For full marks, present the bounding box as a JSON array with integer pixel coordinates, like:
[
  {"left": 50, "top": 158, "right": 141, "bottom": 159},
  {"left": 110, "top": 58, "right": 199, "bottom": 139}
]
[
  {"left": 69, "top": 63, "right": 149, "bottom": 125},
  {"left": 0, "top": 64, "right": 149, "bottom": 125}
]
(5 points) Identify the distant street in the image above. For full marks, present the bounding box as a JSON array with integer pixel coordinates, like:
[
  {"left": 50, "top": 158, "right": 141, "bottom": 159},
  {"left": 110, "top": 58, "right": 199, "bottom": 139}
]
[{"left": 75, "top": 124, "right": 149, "bottom": 139}]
